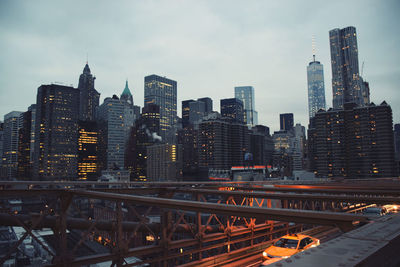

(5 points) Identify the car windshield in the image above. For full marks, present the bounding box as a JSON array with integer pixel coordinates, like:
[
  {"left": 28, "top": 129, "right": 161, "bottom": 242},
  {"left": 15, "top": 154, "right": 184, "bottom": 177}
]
[{"left": 274, "top": 238, "right": 299, "bottom": 249}]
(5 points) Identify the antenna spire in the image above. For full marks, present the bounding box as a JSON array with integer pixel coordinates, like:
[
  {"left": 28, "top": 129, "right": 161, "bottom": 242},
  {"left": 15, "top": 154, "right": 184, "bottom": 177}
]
[
  {"left": 86, "top": 53, "right": 88, "bottom": 64},
  {"left": 312, "top": 35, "right": 316, "bottom": 61}
]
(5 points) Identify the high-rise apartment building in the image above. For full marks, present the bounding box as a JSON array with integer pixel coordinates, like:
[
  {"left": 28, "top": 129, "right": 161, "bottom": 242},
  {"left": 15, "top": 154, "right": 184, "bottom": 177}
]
[
  {"left": 220, "top": 98, "right": 244, "bottom": 123},
  {"left": 329, "top": 26, "right": 365, "bottom": 109},
  {"left": 97, "top": 96, "right": 125, "bottom": 170},
  {"left": 78, "top": 63, "right": 100, "bottom": 121},
  {"left": 33, "top": 84, "right": 80, "bottom": 180},
  {"left": 280, "top": 113, "right": 294, "bottom": 131},
  {"left": 307, "top": 56, "right": 326, "bottom": 118},
  {"left": 17, "top": 109, "right": 33, "bottom": 179},
  {"left": 144, "top": 75, "right": 177, "bottom": 143},
  {"left": 235, "top": 86, "right": 258, "bottom": 127},
  {"left": 311, "top": 102, "right": 396, "bottom": 178},
  {"left": 2, "top": 111, "right": 23, "bottom": 179}
]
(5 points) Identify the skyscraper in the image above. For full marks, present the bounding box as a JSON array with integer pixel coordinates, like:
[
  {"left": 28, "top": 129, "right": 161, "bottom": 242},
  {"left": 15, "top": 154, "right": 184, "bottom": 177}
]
[
  {"left": 197, "top": 97, "right": 213, "bottom": 114},
  {"left": 234, "top": 86, "right": 258, "bottom": 127},
  {"left": 280, "top": 113, "right": 294, "bottom": 131},
  {"left": 78, "top": 63, "right": 100, "bottom": 121},
  {"left": 33, "top": 84, "right": 80, "bottom": 180},
  {"left": 97, "top": 96, "right": 125, "bottom": 170},
  {"left": 220, "top": 98, "right": 244, "bottom": 123},
  {"left": 307, "top": 56, "right": 326, "bottom": 118},
  {"left": 2, "top": 111, "right": 22, "bottom": 179},
  {"left": 120, "top": 80, "right": 135, "bottom": 142},
  {"left": 329, "top": 26, "right": 363, "bottom": 109},
  {"left": 144, "top": 75, "right": 177, "bottom": 143},
  {"left": 77, "top": 120, "right": 99, "bottom": 180},
  {"left": 182, "top": 99, "right": 195, "bottom": 128}
]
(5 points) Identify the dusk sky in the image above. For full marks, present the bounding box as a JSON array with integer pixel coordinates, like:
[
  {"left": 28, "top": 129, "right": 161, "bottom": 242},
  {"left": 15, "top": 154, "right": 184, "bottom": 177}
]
[{"left": 1, "top": 0, "right": 399, "bottom": 132}]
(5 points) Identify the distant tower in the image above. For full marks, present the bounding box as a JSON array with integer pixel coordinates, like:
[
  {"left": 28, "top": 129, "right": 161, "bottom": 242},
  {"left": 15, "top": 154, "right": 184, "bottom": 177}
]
[
  {"left": 329, "top": 26, "right": 363, "bottom": 109},
  {"left": 2, "top": 111, "right": 23, "bottom": 179},
  {"left": 235, "top": 86, "right": 258, "bottom": 127},
  {"left": 307, "top": 39, "right": 326, "bottom": 118},
  {"left": 220, "top": 98, "right": 244, "bottom": 123},
  {"left": 144, "top": 75, "right": 177, "bottom": 143},
  {"left": 280, "top": 113, "right": 294, "bottom": 131},
  {"left": 78, "top": 62, "right": 100, "bottom": 121},
  {"left": 120, "top": 80, "right": 135, "bottom": 142}
]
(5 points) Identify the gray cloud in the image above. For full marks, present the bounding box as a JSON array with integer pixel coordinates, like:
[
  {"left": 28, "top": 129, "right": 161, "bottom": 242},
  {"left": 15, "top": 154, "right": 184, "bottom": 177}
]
[{"left": 0, "top": 0, "right": 399, "bottom": 132}]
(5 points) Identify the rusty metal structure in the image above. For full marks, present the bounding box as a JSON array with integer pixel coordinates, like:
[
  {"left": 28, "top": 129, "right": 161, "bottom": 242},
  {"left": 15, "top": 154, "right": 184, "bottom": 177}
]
[{"left": 1, "top": 179, "right": 400, "bottom": 266}]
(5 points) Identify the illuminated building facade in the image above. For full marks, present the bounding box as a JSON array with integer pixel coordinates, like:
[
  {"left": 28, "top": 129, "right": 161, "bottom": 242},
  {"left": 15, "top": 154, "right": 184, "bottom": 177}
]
[
  {"left": 307, "top": 56, "right": 326, "bottom": 118},
  {"left": 329, "top": 26, "right": 365, "bottom": 109},
  {"left": 78, "top": 120, "right": 99, "bottom": 180},
  {"left": 235, "top": 86, "right": 258, "bottom": 127},
  {"left": 2, "top": 111, "right": 23, "bottom": 179},
  {"left": 312, "top": 102, "right": 396, "bottom": 178},
  {"left": 220, "top": 98, "right": 244, "bottom": 123},
  {"left": 182, "top": 98, "right": 213, "bottom": 129},
  {"left": 147, "top": 143, "right": 182, "bottom": 181},
  {"left": 33, "top": 84, "right": 80, "bottom": 180},
  {"left": 280, "top": 113, "right": 294, "bottom": 131},
  {"left": 17, "top": 109, "right": 34, "bottom": 179},
  {"left": 198, "top": 114, "right": 249, "bottom": 170},
  {"left": 78, "top": 63, "right": 100, "bottom": 121},
  {"left": 144, "top": 75, "right": 177, "bottom": 143}
]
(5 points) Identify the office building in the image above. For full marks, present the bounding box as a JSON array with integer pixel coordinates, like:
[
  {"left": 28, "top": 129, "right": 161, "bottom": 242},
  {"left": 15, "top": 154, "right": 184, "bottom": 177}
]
[
  {"left": 249, "top": 125, "right": 274, "bottom": 166},
  {"left": 307, "top": 56, "right": 326, "bottom": 118},
  {"left": 2, "top": 111, "right": 23, "bottom": 179},
  {"left": 0, "top": 122, "right": 3, "bottom": 170},
  {"left": 329, "top": 26, "right": 364, "bottom": 109},
  {"left": 97, "top": 96, "right": 125, "bottom": 170},
  {"left": 198, "top": 97, "right": 213, "bottom": 114},
  {"left": 144, "top": 75, "right": 177, "bottom": 143},
  {"left": 77, "top": 120, "right": 99, "bottom": 180},
  {"left": 182, "top": 99, "right": 195, "bottom": 128},
  {"left": 17, "top": 109, "right": 34, "bottom": 179},
  {"left": 147, "top": 143, "right": 182, "bottom": 181},
  {"left": 33, "top": 84, "right": 80, "bottom": 180},
  {"left": 198, "top": 113, "right": 249, "bottom": 170},
  {"left": 220, "top": 98, "right": 244, "bottom": 123},
  {"left": 393, "top": 124, "right": 400, "bottom": 172},
  {"left": 178, "top": 125, "right": 200, "bottom": 180},
  {"left": 235, "top": 86, "right": 258, "bottom": 126},
  {"left": 182, "top": 98, "right": 213, "bottom": 129},
  {"left": 312, "top": 102, "right": 396, "bottom": 178},
  {"left": 280, "top": 113, "right": 294, "bottom": 131},
  {"left": 78, "top": 63, "right": 100, "bottom": 121}
]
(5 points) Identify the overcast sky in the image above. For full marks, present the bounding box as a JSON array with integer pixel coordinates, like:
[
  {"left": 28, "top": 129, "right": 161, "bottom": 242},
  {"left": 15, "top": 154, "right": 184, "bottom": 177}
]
[{"left": 1, "top": 0, "right": 399, "bottom": 132}]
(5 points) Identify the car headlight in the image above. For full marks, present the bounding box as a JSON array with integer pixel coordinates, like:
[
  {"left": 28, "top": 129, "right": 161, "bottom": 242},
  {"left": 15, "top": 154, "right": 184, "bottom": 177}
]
[
  {"left": 282, "top": 256, "right": 289, "bottom": 259},
  {"left": 263, "top": 252, "right": 267, "bottom": 257}
]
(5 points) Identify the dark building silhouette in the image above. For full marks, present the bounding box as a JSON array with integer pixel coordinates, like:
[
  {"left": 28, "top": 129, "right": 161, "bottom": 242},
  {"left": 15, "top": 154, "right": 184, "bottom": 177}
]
[
  {"left": 329, "top": 26, "right": 365, "bottom": 109},
  {"left": 33, "top": 84, "right": 80, "bottom": 180},
  {"left": 144, "top": 75, "right": 177, "bottom": 143},
  {"left": 17, "top": 109, "right": 33, "bottom": 179},
  {"left": 280, "top": 113, "right": 294, "bottom": 131},
  {"left": 178, "top": 125, "right": 200, "bottom": 180},
  {"left": 250, "top": 125, "right": 274, "bottom": 166},
  {"left": 393, "top": 124, "right": 400, "bottom": 174},
  {"left": 78, "top": 63, "right": 100, "bottom": 121},
  {"left": 311, "top": 101, "right": 396, "bottom": 178},
  {"left": 220, "top": 98, "right": 244, "bottom": 123},
  {"left": 2, "top": 111, "right": 22, "bottom": 179},
  {"left": 198, "top": 97, "right": 213, "bottom": 114},
  {"left": 125, "top": 104, "right": 160, "bottom": 181},
  {"left": 182, "top": 98, "right": 213, "bottom": 129},
  {"left": 198, "top": 114, "right": 249, "bottom": 170},
  {"left": 78, "top": 120, "right": 99, "bottom": 181},
  {"left": 182, "top": 99, "right": 195, "bottom": 128}
]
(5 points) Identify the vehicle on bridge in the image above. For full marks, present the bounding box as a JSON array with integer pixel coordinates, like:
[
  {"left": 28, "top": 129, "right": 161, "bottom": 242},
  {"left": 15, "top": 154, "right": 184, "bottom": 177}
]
[{"left": 261, "top": 234, "right": 319, "bottom": 266}]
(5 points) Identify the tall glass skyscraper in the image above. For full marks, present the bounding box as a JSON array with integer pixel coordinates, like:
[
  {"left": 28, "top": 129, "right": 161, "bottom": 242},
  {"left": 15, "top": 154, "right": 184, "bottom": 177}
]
[
  {"left": 144, "top": 75, "right": 177, "bottom": 143},
  {"left": 307, "top": 55, "right": 326, "bottom": 118},
  {"left": 234, "top": 86, "right": 258, "bottom": 127},
  {"left": 329, "top": 26, "right": 363, "bottom": 109}
]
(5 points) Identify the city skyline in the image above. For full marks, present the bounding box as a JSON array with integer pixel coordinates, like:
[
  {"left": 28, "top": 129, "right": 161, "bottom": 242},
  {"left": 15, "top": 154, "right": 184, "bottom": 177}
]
[{"left": 0, "top": 1, "right": 399, "bottom": 132}]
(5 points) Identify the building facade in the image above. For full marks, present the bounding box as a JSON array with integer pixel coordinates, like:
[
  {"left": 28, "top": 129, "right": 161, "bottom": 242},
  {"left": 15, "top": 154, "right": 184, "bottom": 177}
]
[
  {"left": 220, "top": 98, "right": 244, "bottom": 124},
  {"left": 77, "top": 120, "right": 99, "bottom": 180},
  {"left": 78, "top": 63, "right": 100, "bottom": 121},
  {"left": 17, "top": 109, "right": 33, "bottom": 179},
  {"left": 144, "top": 75, "right": 177, "bottom": 143},
  {"left": 235, "top": 86, "right": 258, "bottom": 127},
  {"left": 97, "top": 96, "right": 125, "bottom": 170},
  {"left": 329, "top": 26, "right": 364, "bottom": 109},
  {"left": 311, "top": 102, "right": 396, "bottom": 178},
  {"left": 307, "top": 56, "right": 326, "bottom": 118},
  {"left": 33, "top": 84, "right": 80, "bottom": 180},
  {"left": 280, "top": 113, "right": 294, "bottom": 131},
  {"left": 147, "top": 143, "right": 182, "bottom": 181},
  {"left": 2, "top": 111, "right": 23, "bottom": 179},
  {"left": 120, "top": 80, "right": 135, "bottom": 143}
]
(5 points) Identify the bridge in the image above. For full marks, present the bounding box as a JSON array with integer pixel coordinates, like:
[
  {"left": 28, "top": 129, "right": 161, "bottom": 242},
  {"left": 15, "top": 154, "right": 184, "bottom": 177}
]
[{"left": 1, "top": 178, "right": 400, "bottom": 266}]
